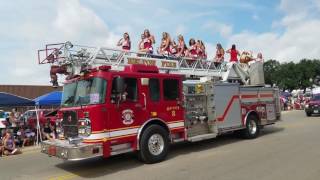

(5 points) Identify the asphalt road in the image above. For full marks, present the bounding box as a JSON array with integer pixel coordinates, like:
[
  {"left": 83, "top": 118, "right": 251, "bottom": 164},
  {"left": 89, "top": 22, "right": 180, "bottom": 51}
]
[{"left": 1, "top": 110, "right": 320, "bottom": 180}]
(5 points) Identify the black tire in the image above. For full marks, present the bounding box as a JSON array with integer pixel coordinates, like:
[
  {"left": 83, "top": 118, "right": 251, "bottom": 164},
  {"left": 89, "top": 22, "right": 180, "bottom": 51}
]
[
  {"left": 306, "top": 112, "right": 312, "bottom": 117},
  {"left": 242, "top": 115, "right": 260, "bottom": 139},
  {"left": 139, "top": 124, "right": 169, "bottom": 164}
]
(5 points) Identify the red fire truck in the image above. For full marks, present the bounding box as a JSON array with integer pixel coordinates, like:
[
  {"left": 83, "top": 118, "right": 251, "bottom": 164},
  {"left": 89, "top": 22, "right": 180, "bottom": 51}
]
[{"left": 39, "top": 42, "right": 281, "bottom": 163}]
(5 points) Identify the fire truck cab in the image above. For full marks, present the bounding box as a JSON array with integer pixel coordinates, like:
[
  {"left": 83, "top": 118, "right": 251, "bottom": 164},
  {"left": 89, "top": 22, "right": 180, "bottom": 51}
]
[{"left": 40, "top": 42, "right": 281, "bottom": 163}]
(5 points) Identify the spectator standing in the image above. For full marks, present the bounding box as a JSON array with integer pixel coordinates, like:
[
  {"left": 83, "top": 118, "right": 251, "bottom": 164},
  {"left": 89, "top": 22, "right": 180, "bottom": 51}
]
[
  {"left": 226, "top": 44, "right": 240, "bottom": 63},
  {"left": 9, "top": 112, "right": 17, "bottom": 132}
]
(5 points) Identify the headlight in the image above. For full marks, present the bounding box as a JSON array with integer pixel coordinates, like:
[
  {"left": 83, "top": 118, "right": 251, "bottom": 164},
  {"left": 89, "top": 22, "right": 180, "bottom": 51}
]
[
  {"left": 305, "top": 104, "right": 309, "bottom": 108},
  {"left": 55, "top": 119, "right": 63, "bottom": 135},
  {"left": 78, "top": 118, "right": 91, "bottom": 137}
]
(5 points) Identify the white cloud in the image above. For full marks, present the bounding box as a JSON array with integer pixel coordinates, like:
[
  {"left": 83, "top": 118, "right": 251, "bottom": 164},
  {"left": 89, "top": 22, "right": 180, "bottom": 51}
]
[
  {"left": 0, "top": 0, "right": 120, "bottom": 85},
  {"left": 175, "top": 25, "right": 187, "bottom": 36},
  {"left": 202, "top": 21, "right": 233, "bottom": 38},
  {"left": 205, "top": 42, "right": 216, "bottom": 60},
  {"left": 226, "top": 0, "right": 320, "bottom": 62},
  {"left": 1, "top": 0, "right": 320, "bottom": 86}
]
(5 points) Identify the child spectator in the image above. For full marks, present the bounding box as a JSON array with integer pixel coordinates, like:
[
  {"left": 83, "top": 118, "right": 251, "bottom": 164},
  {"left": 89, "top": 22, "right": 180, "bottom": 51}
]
[
  {"left": 16, "top": 127, "right": 28, "bottom": 147},
  {"left": 226, "top": 44, "right": 240, "bottom": 63},
  {"left": 117, "top": 32, "right": 131, "bottom": 51},
  {"left": 3, "top": 132, "right": 20, "bottom": 155},
  {"left": 25, "top": 126, "right": 36, "bottom": 145},
  {"left": 214, "top": 43, "right": 225, "bottom": 66}
]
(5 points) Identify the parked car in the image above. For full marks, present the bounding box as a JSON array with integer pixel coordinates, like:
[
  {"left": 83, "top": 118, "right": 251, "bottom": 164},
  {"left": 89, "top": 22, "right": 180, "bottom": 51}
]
[
  {"left": 0, "top": 110, "right": 11, "bottom": 130},
  {"left": 0, "top": 110, "right": 7, "bottom": 129},
  {"left": 21, "top": 109, "right": 57, "bottom": 128},
  {"left": 305, "top": 94, "right": 320, "bottom": 116}
]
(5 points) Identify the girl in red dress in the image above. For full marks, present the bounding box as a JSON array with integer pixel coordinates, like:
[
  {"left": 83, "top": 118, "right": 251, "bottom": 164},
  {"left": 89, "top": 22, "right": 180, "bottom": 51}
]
[
  {"left": 226, "top": 44, "right": 240, "bottom": 62},
  {"left": 117, "top": 32, "right": 131, "bottom": 51},
  {"left": 197, "top": 40, "right": 207, "bottom": 59},
  {"left": 139, "top": 29, "right": 155, "bottom": 54},
  {"left": 159, "top": 32, "right": 172, "bottom": 55},
  {"left": 188, "top": 38, "right": 198, "bottom": 58},
  {"left": 176, "top": 35, "right": 187, "bottom": 57},
  {"left": 214, "top": 43, "right": 225, "bottom": 66}
]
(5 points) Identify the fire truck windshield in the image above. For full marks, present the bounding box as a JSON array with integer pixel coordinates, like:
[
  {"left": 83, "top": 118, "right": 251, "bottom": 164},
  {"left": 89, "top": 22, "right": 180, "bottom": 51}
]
[{"left": 61, "top": 77, "right": 107, "bottom": 107}]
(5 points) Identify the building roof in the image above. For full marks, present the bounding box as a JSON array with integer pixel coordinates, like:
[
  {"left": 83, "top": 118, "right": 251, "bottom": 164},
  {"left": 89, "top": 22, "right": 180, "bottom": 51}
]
[{"left": 0, "top": 85, "right": 62, "bottom": 99}]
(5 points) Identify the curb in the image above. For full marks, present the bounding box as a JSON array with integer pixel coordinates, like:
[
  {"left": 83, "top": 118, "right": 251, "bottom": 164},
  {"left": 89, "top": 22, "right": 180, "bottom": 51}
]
[{"left": 20, "top": 145, "right": 41, "bottom": 153}]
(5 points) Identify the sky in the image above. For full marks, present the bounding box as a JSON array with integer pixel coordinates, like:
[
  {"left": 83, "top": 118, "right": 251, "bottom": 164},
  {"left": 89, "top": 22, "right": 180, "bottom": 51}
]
[{"left": 0, "top": 0, "right": 320, "bottom": 85}]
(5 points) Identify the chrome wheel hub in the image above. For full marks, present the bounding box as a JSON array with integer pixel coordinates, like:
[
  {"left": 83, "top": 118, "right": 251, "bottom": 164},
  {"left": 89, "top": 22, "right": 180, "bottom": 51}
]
[
  {"left": 248, "top": 120, "right": 257, "bottom": 135},
  {"left": 148, "top": 134, "right": 164, "bottom": 156}
]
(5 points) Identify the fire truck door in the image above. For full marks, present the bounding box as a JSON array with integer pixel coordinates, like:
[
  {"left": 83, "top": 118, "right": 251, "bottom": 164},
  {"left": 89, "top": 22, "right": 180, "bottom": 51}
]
[
  {"left": 109, "top": 77, "right": 145, "bottom": 137},
  {"left": 158, "top": 78, "right": 184, "bottom": 122}
]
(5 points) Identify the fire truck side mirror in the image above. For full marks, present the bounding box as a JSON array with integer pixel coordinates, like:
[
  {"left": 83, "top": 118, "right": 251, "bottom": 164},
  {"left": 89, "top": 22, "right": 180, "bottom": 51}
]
[{"left": 114, "top": 76, "right": 125, "bottom": 94}]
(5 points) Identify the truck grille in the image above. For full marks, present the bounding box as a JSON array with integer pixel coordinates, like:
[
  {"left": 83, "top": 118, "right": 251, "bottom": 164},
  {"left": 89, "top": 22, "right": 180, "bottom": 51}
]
[{"left": 62, "top": 111, "right": 78, "bottom": 138}]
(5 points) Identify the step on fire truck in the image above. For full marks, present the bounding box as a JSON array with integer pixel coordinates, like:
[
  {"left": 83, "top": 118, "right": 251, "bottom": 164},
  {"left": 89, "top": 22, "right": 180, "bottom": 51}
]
[{"left": 39, "top": 42, "right": 281, "bottom": 163}]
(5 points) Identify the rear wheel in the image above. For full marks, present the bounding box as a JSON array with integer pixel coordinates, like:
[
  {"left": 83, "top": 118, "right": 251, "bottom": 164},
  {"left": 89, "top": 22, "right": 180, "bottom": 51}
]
[
  {"left": 139, "top": 125, "right": 169, "bottom": 164},
  {"left": 242, "top": 115, "right": 260, "bottom": 139}
]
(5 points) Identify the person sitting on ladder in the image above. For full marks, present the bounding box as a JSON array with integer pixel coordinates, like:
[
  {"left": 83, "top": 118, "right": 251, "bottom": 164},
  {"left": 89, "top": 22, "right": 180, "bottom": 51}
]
[
  {"left": 117, "top": 32, "right": 131, "bottom": 51},
  {"left": 138, "top": 29, "right": 155, "bottom": 54},
  {"left": 158, "top": 32, "right": 172, "bottom": 55},
  {"left": 176, "top": 35, "right": 188, "bottom": 57},
  {"left": 214, "top": 43, "right": 225, "bottom": 67}
]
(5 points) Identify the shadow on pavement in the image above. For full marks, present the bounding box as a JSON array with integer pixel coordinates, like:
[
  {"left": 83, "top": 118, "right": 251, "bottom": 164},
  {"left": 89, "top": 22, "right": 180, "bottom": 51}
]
[{"left": 55, "top": 126, "right": 284, "bottom": 178}]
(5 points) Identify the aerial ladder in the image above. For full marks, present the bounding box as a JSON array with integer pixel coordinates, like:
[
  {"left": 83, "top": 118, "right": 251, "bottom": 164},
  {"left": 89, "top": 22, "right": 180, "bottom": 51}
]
[{"left": 38, "top": 42, "right": 265, "bottom": 86}]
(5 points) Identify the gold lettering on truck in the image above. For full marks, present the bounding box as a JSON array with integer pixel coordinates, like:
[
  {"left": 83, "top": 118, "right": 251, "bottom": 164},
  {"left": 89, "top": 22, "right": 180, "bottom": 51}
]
[
  {"left": 161, "top": 61, "right": 177, "bottom": 68},
  {"left": 127, "top": 58, "right": 156, "bottom": 66},
  {"left": 166, "top": 106, "right": 180, "bottom": 111}
]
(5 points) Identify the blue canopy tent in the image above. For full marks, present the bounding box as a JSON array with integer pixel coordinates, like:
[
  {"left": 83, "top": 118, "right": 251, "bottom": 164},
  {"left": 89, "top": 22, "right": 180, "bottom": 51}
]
[
  {"left": 33, "top": 91, "right": 62, "bottom": 144},
  {"left": 0, "top": 92, "right": 35, "bottom": 107},
  {"left": 34, "top": 91, "right": 62, "bottom": 106}
]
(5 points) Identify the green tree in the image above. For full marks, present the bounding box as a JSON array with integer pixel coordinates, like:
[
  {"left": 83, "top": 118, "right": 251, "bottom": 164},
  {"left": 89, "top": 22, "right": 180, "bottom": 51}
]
[
  {"left": 296, "top": 59, "right": 316, "bottom": 92},
  {"left": 263, "top": 59, "right": 320, "bottom": 92},
  {"left": 264, "top": 59, "right": 280, "bottom": 86}
]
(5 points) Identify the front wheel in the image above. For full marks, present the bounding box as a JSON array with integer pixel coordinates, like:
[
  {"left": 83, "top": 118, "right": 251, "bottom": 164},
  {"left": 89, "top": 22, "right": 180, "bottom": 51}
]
[
  {"left": 139, "top": 125, "right": 169, "bottom": 164},
  {"left": 242, "top": 115, "right": 260, "bottom": 139}
]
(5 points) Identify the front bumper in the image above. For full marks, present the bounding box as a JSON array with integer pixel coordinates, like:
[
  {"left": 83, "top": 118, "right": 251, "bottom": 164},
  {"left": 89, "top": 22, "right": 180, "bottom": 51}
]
[{"left": 41, "top": 139, "right": 103, "bottom": 161}]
